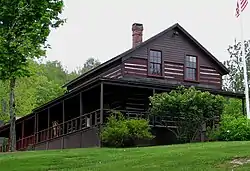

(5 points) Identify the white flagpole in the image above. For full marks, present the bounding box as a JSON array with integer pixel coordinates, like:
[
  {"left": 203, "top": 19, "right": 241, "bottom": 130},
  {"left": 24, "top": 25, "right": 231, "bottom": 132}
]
[{"left": 238, "top": 0, "right": 250, "bottom": 119}]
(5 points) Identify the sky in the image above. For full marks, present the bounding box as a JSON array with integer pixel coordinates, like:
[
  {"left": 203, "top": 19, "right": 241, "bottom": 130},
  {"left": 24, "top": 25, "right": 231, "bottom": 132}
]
[{"left": 45, "top": 0, "right": 250, "bottom": 72}]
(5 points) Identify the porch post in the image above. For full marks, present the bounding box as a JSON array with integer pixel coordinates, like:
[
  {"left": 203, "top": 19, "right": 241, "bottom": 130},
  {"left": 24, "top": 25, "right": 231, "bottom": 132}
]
[
  {"left": 80, "top": 92, "right": 83, "bottom": 129},
  {"left": 61, "top": 100, "right": 65, "bottom": 149},
  {"left": 46, "top": 108, "right": 50, "bottom": 150},
  {"left": 47, "top": 108, "right": 50, "bottom": 140},
  {"left": 100, "top": 83, "right": 104, "bottom": 124},
  {"left": 34, "top": 113, "right": 36, "bottom": 144},
  {"left": 36, "top": 113, "right": 39, "bottom": 143},
  {"left": 62, "top": 100, "right": 65, "bottom": 134},
  {"left": 21, "top": 121, "right": 24, "bottom": 149}
]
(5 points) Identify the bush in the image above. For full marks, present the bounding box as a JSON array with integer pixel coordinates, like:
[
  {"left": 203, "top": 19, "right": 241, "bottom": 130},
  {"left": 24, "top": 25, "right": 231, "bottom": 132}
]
[
  {"left": 223, "top": 98, "right": 243, "bottom": 116},
  {"left": 149, "top": 86, "right": 224, "bottom": 143},
  {"left": 207, "top": 114, "right": 250, "bottom": 141},
  {"left": 101, "top": 111, "right": 154, "bottom": 147}
]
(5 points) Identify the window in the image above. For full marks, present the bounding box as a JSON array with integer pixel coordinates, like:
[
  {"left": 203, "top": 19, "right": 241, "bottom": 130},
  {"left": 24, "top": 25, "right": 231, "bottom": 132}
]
[
  {"left": 149, "top": 50, "right": 162, "bottom": 76},
  {"left": 185, "top": 55, "right": 197, "bottom": 81}
]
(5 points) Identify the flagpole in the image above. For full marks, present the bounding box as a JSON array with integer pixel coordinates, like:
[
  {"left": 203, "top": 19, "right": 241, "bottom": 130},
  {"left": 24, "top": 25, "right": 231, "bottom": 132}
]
[{"left": 239, "top": 0, "right": 250, "bottom": 119}]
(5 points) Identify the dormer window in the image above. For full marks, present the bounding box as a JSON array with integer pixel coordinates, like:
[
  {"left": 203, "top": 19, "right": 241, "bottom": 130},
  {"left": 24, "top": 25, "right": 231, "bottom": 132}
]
[
  {"left": 184, "top": 55, "right": 198, "bottom": 81},
  {"left": 148, "top": 50, "right": 162, "bottom": 76}
]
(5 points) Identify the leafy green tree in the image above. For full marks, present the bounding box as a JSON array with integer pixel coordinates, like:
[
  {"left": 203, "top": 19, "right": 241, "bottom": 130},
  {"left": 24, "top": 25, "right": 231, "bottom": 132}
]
[
  {"left": 35, "top": 76, "right": 65, "bottom": 107},
  {"left": 0, "top": 60, "right": 66, "bottom": 119},
  {"left": 15, "top": 77, "right": 37, "bottom": 116},
  {"left": 0, "top": 81, "right": 8, "bottom": 115},
  {"left": 149, "top": 86, "right": 224, "bottom": 143},
  {"left": 0, "top": 0, "right": 65, "bottom": 151},
  {"left": 39, "top": 58, "right": 101, "bottom": 87},
  {"left": 76, "top": 57, "right": 101, "bottom": 75},
  {"left": 40, "top": 60, "right": 69, "bottom": 86},
  {"left": 66, "top": 71, "right": 79, "bottom": 82},
  {"left": 0, "top": 81, "right": 9, "bottom": 123},
  {"left": 223, "top": 39, "right": 250, "bottom": 92}
]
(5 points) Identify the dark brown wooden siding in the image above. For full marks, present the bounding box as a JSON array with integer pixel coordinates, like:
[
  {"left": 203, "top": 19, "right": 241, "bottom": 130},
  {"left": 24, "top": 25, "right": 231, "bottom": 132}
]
[
  {"left": 164, "top": 61, "right": 184, "bottom": 80},
  {"left": 129, "top": 29, "right": 222, "bottom": 70},
  {"left": 123, "top": 57, "right": 147, "bottom": 77},
  {"left": 102, "top": 65, "right": 122, "bottom": 79},
  {"left": 67, "top": 60, "right": 122, "bottom": 91},
  {"left": 68, "top": 27, "right": 224, "bottom": 91},
  {"left": 199, "top": 65, "right": 222, "bottom": 88},
  {"left": 122, "top": 28, "right": 223, "bottom": 89}
]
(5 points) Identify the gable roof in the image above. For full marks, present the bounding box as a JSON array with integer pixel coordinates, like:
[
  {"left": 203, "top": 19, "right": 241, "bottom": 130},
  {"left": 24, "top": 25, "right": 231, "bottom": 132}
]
[{"left": 63, "top": 23, "right": 229, "bottom": 88}]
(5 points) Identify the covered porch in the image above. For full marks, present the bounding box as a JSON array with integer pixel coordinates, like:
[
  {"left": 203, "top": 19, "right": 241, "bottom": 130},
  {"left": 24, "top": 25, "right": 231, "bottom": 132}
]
[{"left": 0, "top": 78, "right": 245, "bottom": 151}]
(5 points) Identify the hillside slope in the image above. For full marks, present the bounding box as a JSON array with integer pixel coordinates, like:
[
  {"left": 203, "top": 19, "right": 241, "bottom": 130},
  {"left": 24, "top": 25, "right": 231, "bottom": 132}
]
[{"left": 0, "top": 142, "right": 250, "bottom": 171}]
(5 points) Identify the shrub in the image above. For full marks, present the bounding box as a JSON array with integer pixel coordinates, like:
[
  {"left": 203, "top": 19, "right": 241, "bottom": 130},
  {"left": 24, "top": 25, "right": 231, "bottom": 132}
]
[
  {"left": 223, "top": 98, "right": 243, "bottom": 116},
  {"left": 101, "top": 111, "right": 154, "bottom": 147},
  {"left": 149, "top": 86, "right": 224, "bottom": 143},
  {"left": 101, "top": 113, "right": 129, "bottom": 147},
  {"left": 207, "top": 114, "right": 250, "bottom": 141}
]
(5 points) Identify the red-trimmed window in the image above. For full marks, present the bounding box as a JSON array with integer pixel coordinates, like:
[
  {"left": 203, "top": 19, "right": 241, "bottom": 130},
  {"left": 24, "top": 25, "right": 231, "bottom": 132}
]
[
  {"left": 149, "top": 50, "right": 162, "bottom": 76},
  {"left": 184, "top": 55, "right": 197, "bottom": 81}
]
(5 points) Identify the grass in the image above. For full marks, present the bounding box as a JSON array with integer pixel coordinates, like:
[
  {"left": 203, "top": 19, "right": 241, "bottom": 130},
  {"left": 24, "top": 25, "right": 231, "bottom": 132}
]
[{"left": 1, "top": 142, "right": 250, "bottom": 171}]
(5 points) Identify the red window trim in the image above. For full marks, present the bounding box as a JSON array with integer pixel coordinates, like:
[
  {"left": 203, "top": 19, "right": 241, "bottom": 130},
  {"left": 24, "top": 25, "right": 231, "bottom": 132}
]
[
  {"left": 184, "top": 54, "right": 199, "bottom": 82},
  {"left": 147, "top": 49, "right": 164, "bottom": 78}
]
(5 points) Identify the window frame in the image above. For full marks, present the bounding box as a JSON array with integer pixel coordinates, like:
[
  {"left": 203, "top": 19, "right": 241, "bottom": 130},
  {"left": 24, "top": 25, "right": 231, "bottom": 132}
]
[
  {"left": 147, "top": 49, "right": 163, "bottom": 78},
  {"left": 184, "top": 54, "right": 199, "bottom": 82}
]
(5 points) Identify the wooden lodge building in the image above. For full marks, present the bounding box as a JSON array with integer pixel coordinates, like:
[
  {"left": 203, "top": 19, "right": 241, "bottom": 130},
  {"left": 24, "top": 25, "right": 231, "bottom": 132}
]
[{"left": 0, "top": 23, "right": 245, "bottom": 151}]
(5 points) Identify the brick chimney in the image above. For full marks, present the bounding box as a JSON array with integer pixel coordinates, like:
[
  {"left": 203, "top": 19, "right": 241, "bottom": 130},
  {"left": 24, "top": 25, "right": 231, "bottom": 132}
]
[{"left": 132, "top": 23, "right": 143, "bottom": 48}]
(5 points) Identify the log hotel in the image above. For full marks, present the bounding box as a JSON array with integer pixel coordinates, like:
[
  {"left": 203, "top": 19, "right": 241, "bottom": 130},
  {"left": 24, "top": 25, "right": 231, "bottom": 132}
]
[{"left": 0, "top": 23, "right": 245, "bottom": 151}]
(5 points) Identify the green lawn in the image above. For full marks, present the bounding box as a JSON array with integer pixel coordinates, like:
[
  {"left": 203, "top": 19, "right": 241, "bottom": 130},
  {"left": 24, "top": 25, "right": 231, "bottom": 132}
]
[{"left": 1, "top": 142, "right": 250, "bottom": 171}]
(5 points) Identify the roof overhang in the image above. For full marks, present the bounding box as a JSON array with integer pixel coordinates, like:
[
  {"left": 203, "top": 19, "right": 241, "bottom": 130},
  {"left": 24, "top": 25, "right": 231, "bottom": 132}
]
[{"left": 101, "top": 78, "right": 244, "bottom": 99}]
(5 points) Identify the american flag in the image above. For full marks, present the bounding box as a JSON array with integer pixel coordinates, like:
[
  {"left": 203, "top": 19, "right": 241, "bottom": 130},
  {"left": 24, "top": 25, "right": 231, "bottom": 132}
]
[{"left": 235, "top": 0, "right": 248, "bottom": 17}]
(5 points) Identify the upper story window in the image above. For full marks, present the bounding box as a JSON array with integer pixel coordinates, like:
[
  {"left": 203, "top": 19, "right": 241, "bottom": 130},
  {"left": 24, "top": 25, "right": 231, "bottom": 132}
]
[
  {"left": 185, "top": 55, "right": 197, "bottom": 81},
  {"left": 149, "top": 50, "right": 162, "bottom": 76}
]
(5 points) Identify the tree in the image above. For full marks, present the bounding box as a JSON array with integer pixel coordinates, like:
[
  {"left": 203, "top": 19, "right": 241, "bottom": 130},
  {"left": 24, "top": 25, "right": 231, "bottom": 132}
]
[
  {"left": 35, "top": 76, "right": 65, "bottom": 107},
  {"left": 15, "top": 74, "right": 66, "bottom": 115},
  {"left": 223, "top": 39, "right": 250, "bottom": 92},
  {"left": 0, "top": 0, "right": 65, "bottom": 151},
  {"left": 0, "top": 59, "right": 82, "bottom": 123},
  {"left": 0, "top": 60, "right": 66, "bottom": 118},
  {"left": 149, "top": 86, "right": 224, "bottom": 143},
  {"left": 40, "top": 60, "right": 68, "bottom": 86},
  {"left": 76, "top": 57, "right": 101, "bottom": 75},
  {"left": 0, "top": 81, "right": 8, "bottom": 115}
]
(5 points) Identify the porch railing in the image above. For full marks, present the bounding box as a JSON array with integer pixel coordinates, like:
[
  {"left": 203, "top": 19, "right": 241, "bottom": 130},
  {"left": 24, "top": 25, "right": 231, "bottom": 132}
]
[
  {"left": 16, "top": 135, "right": 35, "bottom": 150},
  {"left": 35, "top": 109, "right": 101, "bottom": 146},
  {"left": 0, "top": 109, "right": 203, "bottom": 151},
  {"left": 15, "top": 109, "right": 101, "bottom": 150},
  {"left": 104, "top": 109, "right": 180, "bottom": 128}
]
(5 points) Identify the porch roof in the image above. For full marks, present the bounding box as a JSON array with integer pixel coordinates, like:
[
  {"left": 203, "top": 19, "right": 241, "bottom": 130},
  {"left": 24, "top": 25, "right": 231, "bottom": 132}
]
[
  {"left": 101, "top": 78, "right": 245, "bottom": 99},
  {"left": 0, "top": 77, "right": 244, "bottom": 133}
]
